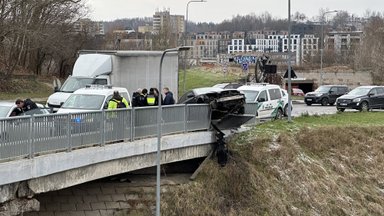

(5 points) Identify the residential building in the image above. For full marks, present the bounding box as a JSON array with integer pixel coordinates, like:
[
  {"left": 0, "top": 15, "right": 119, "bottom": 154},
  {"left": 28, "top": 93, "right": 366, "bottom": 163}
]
[
  {"left": 152, "top": 10, "right": 184, "bottom": 35},
  {"left": 74, "top": 19, "right": 105, "bottom": 35},
  {"left": 138, "top": 25, "right": 153, "bottom": 34},
  {"left": 326, "top": 31, "right": 363, "bottom": 54}
]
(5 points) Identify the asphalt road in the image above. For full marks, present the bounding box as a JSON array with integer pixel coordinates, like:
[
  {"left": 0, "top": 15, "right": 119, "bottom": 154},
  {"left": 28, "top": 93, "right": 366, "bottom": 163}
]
[{"left": 291, "top": 102, "right": 338, "bottom": 117}]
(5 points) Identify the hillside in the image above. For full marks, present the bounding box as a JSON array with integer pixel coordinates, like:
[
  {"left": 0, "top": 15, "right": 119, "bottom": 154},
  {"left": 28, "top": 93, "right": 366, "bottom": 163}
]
[{"left": 161, "top": 112, "right": 384, "bottom": 215}]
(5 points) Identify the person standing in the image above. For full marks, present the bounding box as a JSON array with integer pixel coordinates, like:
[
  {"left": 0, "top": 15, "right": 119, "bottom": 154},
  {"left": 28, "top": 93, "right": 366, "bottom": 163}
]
[
  {"left": 107, "top": 91, "right": 129, "bottom": 141},
  {"left": 108, "top": 91, "right": 129, "bottom": 109},
  {"left": 163, "top": 87, "right": 175, "bottom": 105}
]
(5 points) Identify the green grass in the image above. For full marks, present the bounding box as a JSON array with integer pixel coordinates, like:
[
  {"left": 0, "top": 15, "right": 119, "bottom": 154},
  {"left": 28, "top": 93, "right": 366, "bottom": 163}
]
[
  {"left": 178, "top": 68, "right": 243, "bottom": 96},
  {"left": 0, "top": 79, "right": 53, "bottom": 101}
]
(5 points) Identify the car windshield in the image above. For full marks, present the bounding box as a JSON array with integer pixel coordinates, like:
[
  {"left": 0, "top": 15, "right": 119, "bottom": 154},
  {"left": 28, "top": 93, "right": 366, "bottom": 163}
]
[
  {"left": 0, "top": 106, "right": 11, "bottom": 118},
  {"left": 242, "top": 90, "right": 259, "bottom": 103},
  {"left": 314, "top": 86, "right": 331, "bottom": 93},
  {"left": 347, "top": 87, "right": 371, "bottom": 96},
  {"left": 62, "top": 94, "right": 105, "bottom": 110},
  {"left": 60, "top": 77, "right": 95, "bottom": 93}
]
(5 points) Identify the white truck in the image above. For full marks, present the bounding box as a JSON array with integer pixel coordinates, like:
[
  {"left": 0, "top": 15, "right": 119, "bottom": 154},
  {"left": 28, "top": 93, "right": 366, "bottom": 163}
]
[{"left": 47, "top": 50, "right": 179, "bottom": 111}]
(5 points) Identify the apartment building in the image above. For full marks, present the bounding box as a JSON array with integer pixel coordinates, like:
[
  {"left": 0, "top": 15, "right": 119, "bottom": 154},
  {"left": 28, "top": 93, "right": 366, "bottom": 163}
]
[
  {"left": 326, "top": 31, "right": 363, "bottom": 54},
  {"left": 153, "top": 10, "right": 184, "bottom": 34},
  {"left": 74, "top": 19, "right": 105, "bottom": 35}
]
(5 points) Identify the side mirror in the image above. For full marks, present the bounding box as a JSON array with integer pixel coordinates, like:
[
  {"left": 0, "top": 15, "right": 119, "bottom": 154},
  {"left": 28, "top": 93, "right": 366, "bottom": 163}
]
[
  {"left": 258, "top": 98, "right": 266, "bottom": 102},
  {"left": 54, "top": 86, "right": 59, "bottom": 92},
  {"left": 368, "top": 93, "right": 374, "bottom": 97}
]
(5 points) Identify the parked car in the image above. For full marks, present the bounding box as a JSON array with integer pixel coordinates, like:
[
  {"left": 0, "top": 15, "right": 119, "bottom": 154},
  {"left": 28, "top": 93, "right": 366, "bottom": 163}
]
[
  {"left": 0, "top": 102, "right": 51, "bottom": 142},
  {"left": 57, "top": 85, "right": 131, "bottom": 114},
  {"left": 0, "top": 101, "right": 50, "bottom": 118},
  {"left": 237, "top": 84, "right": 287, "bottom": 119},
  {"left": 336, "top": 86, "right": 384, "bottom": 112},
  {"left": 292, "top": 88, "right": 305, "bottom": 96},
  {"left": 304, "top": 85, "right": 348, "bottom": 106}
]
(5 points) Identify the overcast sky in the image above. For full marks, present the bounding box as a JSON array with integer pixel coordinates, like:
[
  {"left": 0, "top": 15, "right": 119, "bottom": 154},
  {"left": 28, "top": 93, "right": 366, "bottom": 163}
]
[{"left": 86, "top": 0, "right": 384, "bottom": 23}]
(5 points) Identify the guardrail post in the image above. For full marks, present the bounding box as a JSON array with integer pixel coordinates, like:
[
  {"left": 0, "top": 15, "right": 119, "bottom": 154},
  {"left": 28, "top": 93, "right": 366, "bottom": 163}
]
[
  {"left": 130, "top": 108, "right": 135, "bottom": 141},
  {"left": 101, "top": 110, "right": 105, "bottom": 146},
  {"left": 66, "top": 113, "right": 72, "bottom": 152},
  {"left": 28, "top": 115, "right": 34, "bottom": 159},
  {"left": 184, "top": 104, "right": 188, "bottom": 133}
]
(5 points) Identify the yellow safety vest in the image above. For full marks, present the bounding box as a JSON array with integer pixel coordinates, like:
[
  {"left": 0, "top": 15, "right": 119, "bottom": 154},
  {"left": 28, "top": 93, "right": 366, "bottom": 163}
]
[{"left": 147, "top": 95, "right": 156, "bottom": 105}]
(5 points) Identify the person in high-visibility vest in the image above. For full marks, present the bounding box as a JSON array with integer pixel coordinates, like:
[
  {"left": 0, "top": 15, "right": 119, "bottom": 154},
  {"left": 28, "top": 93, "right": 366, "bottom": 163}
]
[{"left": 146, "top": 88, "right": 156, "bottom": 106}]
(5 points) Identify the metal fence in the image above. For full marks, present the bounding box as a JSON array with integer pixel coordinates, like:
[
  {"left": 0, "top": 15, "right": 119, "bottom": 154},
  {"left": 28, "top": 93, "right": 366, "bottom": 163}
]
[{"left": 0, "top": 104, "right": 211, "bottom": 162}]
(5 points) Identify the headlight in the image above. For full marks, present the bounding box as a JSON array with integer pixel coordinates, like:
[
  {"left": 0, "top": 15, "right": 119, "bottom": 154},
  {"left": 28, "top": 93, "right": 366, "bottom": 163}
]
[{"left": 352, "top": 98, "right": 361, "bottom": 102}]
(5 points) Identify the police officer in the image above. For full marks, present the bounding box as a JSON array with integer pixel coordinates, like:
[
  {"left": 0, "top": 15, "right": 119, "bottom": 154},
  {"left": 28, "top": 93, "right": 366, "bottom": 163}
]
[{"left": 108, "top": 91, "right": 129, "bottom": 109}]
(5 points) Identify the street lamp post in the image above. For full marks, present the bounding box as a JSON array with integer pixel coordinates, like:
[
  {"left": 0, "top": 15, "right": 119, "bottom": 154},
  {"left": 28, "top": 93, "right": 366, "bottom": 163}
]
[
  {"left": 287, "top": 0, "right": 292, "bottom": 122},
  {"left": 320, "top": 10, "right": 338, "bottom": 85},
  {"left": 183, "top": 0, "right": 206, "bottom": 95},
  {"left": 156, "top": 46, "right": 191, "bottom": 216}
]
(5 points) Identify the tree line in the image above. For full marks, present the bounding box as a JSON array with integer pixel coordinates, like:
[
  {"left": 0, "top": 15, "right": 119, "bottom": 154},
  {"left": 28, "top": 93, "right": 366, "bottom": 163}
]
[{"left": 1, "top": 1, "right": 384, "bottom": 83}]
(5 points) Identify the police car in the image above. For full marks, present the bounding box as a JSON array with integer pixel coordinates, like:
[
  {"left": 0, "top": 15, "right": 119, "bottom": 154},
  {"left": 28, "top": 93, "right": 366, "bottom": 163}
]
[
  {"left": 238, "top": 84, "right": 290, "bottom": 119},
  {"left": 57, "top": 85, "right": 131, "bottom": 114}
]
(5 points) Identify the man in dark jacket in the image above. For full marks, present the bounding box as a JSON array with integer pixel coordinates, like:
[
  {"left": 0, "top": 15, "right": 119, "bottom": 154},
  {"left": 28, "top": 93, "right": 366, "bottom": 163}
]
[{"left": 163, "top": 87, "right": 175, "bottom": 105}]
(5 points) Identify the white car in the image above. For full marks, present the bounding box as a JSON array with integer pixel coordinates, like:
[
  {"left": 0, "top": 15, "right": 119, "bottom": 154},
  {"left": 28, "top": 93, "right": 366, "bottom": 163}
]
[
  {"left": 238, "top": 84, "right": 287, "bottom": 119},
  {"left": 57, "top": 85, "right": 131, "bottom": 114},
  {"left": 0, "top": 101, "right": 50, "bottom": 118}
]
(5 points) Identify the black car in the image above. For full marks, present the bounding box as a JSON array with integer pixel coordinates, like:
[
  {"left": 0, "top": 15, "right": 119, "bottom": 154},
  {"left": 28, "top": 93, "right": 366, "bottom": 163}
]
[
  {"left": 336, "top": 86, "right": 384, "bottom": 112},
  {"left": 304, "top": 85, "right": 348, "bottom": 106}
]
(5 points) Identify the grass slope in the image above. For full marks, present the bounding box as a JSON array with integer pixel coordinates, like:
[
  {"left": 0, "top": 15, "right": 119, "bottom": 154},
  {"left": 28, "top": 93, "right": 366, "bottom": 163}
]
[
  {"left": 0, "top": 79, "right": 52, "bottom": 101},
  {"left": 162, "top": 112, "right": 384, "bottom": 215},
  {"left": 178, "top": 68, "right": 242, "bottom": 96}
]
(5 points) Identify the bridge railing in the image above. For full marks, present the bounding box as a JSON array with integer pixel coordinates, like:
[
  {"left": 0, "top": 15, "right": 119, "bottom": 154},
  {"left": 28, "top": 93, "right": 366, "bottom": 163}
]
[{"left": 0, "top": 104, "right": 211, "bottom": 162}]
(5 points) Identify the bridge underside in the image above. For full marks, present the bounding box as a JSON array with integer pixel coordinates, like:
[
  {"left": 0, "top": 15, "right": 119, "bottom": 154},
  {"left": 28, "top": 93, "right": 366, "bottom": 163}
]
[{"left": 0, "top": 131, "right": 215, "bottom": 215}]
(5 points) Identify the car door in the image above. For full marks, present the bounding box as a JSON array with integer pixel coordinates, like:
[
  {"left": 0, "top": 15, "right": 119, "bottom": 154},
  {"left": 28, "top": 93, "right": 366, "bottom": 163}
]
[
  {"left": 256, "top": 90, "right": 269, "bottom": 118},
  {"left": 367, "top": 88, "right": 379, "bottom": 108},
  {"left": 328, "top": 87, "right": 339, "bottom": 104},
  {"left": 377, "top": 87, "right": 384, "bottom": 108},
  {"left": 268, "top": 88, "right": 283, "bottom": 117}
]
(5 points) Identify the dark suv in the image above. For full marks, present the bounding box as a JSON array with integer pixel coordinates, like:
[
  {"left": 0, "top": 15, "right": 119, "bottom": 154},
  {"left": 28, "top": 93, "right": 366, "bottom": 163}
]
[
  {"left": 336, "top": 86, "right": 384, "bottom": 112},
  {"left": 304, "top": 85, "right": 348, "bottom": 106}
]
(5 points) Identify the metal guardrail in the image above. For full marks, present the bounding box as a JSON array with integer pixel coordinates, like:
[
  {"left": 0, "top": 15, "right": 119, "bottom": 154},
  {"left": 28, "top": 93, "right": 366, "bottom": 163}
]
[{"left": 0, "top": 104, "right": 211, "bottom": 162}]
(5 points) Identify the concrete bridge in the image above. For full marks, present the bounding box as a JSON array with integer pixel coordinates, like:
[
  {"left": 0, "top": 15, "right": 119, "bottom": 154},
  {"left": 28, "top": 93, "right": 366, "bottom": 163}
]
[{"left": 0, "top": 104, "right": 225, "bottom": 215}]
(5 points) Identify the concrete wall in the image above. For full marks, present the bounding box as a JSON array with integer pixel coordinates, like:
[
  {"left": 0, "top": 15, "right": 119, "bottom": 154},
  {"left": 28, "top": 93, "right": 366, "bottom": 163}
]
[{"left": 296, "top": 68, "right": 373, "bottom": 88}]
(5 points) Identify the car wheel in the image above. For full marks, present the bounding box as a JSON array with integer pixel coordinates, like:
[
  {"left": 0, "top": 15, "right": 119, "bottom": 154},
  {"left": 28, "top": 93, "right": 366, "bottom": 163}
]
[
  {"left": 337, "top": 108, "right": 345, "bottom": 112},
  {"left": 306, "top": 103, "right": 312, "bottom": 106},
  {"left": 321, "top": 98, "right": 328, "bottom": 106},
  {"left": 359, "top": 101, "right": 369, "bottom": 112},
  {"left": 284, "top": 105, "right": 288, "bottom": 117},
  {"left": 274, "top": 108, "right": 283, "bottom": 120}
]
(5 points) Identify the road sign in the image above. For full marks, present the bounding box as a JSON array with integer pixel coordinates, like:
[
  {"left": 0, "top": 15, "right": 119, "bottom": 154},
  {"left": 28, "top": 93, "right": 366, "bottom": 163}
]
[{"left": 242, "top": 63, "right": 248, "bottom": 71}]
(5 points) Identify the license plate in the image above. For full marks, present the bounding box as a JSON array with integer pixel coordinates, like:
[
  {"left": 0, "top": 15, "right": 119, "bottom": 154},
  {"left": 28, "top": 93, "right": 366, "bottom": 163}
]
[
  {"left": 306, "top": 99, "right": 312, "bottom": 101},
  {"left": 340, "top": 103, "right": 347, "bottom": 106}
]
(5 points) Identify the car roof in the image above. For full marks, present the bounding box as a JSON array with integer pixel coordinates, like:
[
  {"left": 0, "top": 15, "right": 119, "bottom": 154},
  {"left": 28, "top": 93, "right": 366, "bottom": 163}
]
[
  {"left": 73, "top": 87, "right": 129, "bottom": 96},
  {"left": 238, "top": 84, "right": 281, "bottom": 91},
  {"left": 192, "top": 87, "right": 225, "bottom": 95},
  {"left": 355, "top": 85, "right": 380, "bottom": 89},
  {"left": 0, "top": 101, "right": 16, "bottom": 107}
]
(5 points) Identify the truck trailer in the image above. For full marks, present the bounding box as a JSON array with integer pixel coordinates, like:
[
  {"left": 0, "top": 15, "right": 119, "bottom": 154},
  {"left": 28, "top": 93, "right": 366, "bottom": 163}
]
[{"left": 47, "top": 50, "right": 179, "bottom": 111}]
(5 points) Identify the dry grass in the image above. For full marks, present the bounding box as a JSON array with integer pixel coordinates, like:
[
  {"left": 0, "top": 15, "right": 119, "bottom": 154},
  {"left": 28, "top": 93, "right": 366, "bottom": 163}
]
[{"left": 161, "top": 116, "right": 384, "bottom": 215}]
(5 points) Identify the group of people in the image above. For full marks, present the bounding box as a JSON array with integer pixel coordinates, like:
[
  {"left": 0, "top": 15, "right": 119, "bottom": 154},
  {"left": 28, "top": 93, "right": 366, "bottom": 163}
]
[
  {"left": 10, "top": 98, "right": 38, "bottom": 116},
  {"left": 106, "top": 87, "right": 175, "bottom": 110},
  {"left": 131, "top": 87, "right": 175, "bottom": 107}
]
